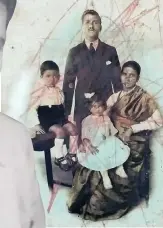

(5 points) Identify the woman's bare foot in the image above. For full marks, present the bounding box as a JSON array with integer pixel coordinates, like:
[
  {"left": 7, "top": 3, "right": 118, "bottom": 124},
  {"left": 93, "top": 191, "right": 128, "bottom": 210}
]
[{"left": 115, "top": 165, "right": 128, "bottom": 178}]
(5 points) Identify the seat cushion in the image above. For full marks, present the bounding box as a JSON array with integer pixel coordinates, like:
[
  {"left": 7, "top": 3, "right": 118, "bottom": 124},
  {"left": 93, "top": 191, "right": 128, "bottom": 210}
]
[{"left": 32, "top": 133, "right": 54, "bottom": 151}]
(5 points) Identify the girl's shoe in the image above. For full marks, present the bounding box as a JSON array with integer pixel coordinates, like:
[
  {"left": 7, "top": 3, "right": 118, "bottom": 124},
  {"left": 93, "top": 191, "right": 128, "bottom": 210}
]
[{"left": 66, "top": 153, "right": 78, "bottom": 166}]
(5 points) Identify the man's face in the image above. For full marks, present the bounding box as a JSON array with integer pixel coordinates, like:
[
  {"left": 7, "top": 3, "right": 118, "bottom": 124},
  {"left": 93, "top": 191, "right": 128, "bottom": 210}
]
[{"left": 82, "top": 14, "right": 101, "bottom": 41}]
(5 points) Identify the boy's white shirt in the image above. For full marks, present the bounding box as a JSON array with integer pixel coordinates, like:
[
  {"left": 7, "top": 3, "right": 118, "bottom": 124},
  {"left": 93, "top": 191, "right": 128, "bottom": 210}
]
[{"left": 26, "top": 84, "right": 64, "bottom": 128}]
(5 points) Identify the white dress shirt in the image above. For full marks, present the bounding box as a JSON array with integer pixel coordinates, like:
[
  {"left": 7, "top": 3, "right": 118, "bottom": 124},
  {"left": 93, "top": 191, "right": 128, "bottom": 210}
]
[
  {"left": 27, "top": 79, "right": 64, "bottom": 128},
  {"left": 85, "top": 38, "right": 99, "bottom": 50}
]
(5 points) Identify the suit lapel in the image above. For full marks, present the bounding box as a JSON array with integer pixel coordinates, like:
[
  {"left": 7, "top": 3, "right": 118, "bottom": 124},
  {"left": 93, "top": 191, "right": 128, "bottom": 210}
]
[
  {"left": 78, "top": 41, "right": 92, "bottom": 67},
  {"left": 76, "top": 40, "right": 109, "bottom": 91}
]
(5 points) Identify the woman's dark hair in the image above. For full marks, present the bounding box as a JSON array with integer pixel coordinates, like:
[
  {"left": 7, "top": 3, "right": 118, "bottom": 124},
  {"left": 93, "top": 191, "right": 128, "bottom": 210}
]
[
  {"left": 81, "top": 9, "right": 101, "bottom": 24},
  {"left": 87, "top": 94, "right": 107, "bottom": 110},
  {"left": 40, "top": 60, "right": 59, "bottom": 76},
  {"left": 121, "top": 61, "right": 141, "bottom": 80}
]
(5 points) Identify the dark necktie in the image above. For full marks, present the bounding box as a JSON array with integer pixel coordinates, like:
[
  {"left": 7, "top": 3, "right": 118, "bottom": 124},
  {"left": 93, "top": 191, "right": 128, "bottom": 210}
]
[{"left": 89, "top": 42, "right": 95, "bottom": 55}]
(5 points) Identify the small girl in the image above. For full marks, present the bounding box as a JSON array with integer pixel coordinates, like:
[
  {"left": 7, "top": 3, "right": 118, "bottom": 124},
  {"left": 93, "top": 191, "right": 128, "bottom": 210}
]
[
  {"left": 28, "top": 61, "right": 78, "bottom": 171},
  {"left": 78, "top": 95, "right": 130, "bottom": 189}
]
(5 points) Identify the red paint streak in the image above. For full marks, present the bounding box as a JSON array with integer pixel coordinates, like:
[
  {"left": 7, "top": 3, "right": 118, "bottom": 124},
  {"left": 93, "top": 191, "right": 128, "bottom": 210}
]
[
  {"left": 47, "top": 184, "right": 61, "bottom": 213},
  {"left": 103, "top": 0, "right": 139, "bottom": 35},
  {"left": 30, "top": 0, "right": 81, "bottom": 65},
  {"left": 125, "top": 6, "right": 159, "bottom": 27},
  {"left": 116, "top": 0, "right": 139, "bottom": 25}
]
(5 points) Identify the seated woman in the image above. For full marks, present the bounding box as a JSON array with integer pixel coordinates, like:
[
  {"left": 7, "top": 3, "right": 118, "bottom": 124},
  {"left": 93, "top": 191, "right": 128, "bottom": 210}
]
[
  {"left": 28, "top": 60, "right": 78, "bottom": 171},
  {"left": 67, "top": 61, "right": 163, "bottom": 220}
]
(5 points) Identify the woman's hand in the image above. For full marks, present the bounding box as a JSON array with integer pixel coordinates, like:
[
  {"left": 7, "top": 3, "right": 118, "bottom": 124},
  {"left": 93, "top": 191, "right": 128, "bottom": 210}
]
[
  {"left": 34, "top": 124, "right": 45, "bottom": 134},
  {"left": 83, "top": 138, "right": 99, "bottom": 155},
  {"left": 120, "top": 128, "right": 133, "bottom": 142}
]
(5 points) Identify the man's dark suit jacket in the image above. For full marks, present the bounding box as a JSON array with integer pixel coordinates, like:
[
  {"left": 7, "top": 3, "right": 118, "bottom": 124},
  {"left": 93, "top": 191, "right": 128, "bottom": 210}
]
[{"left": 63, "top": 40, "right": 122, "bottom": 128}]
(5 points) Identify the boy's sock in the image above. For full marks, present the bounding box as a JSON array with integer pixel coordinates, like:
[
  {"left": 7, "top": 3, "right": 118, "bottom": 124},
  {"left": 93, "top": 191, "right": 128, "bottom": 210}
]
[{"left": 51, "top": 138, "right": 67, "bottom": 164}]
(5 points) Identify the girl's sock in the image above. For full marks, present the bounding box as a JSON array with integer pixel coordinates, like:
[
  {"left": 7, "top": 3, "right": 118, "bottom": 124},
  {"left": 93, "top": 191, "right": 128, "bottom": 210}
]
[
  {"left": 115, "top": 165, "right": 128, "bottom": 178},
  {"left": 100, "top": 171, "right": 113, "bottom": 189}
]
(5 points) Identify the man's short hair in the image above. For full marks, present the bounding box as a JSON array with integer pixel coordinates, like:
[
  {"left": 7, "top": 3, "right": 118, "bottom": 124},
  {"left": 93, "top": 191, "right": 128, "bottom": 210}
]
[{"left": 81, "top": 9, "right": 101, "bottom": 24}]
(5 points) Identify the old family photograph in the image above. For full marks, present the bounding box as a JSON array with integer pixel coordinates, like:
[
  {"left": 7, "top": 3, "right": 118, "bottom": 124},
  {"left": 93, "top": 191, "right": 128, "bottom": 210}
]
[{"left": 1, "top": 0, "right": 163, "bottom": 227}]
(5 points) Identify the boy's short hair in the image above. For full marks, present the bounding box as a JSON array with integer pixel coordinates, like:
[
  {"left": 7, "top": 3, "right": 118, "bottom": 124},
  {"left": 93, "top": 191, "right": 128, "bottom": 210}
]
[
  {"left": 81, "top": 9, "right": 101, "bottom": 24},
  {"left": 87, "top": 94, "right": 107, "bottom": 110},
  {"left": 40, "top": 60, "right": 59, "bottom": 76}
]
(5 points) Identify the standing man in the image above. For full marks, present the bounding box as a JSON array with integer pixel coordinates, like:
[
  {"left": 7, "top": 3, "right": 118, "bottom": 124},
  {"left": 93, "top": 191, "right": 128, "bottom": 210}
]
[{"left": 63, "top": 9, "right": 121, "bottom": 140}]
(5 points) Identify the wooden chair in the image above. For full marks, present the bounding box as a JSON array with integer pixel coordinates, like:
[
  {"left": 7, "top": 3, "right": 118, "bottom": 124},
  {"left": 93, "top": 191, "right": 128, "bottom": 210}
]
[{"left": 32, "top": 133, "right": 74, "bottom": 212}]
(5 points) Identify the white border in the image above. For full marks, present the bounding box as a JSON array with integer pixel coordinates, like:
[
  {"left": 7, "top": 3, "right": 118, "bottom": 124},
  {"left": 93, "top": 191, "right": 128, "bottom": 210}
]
[{"left": 0, "top": 71, "right": 1, "bottom": 112}]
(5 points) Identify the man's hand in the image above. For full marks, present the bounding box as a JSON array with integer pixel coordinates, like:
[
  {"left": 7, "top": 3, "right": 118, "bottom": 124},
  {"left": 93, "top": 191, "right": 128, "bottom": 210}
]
[
  {"left": 84, "top": 93, "right": 95, "bottom": 99},
  {"left": 119, "top": 128, "right": 133, "bottom": 142},
  {"left": 68, "top": 115, "right": 76, "bottom": 124},
  {"left": 83, "top": 138, "right": 99, "bottom": 155}
]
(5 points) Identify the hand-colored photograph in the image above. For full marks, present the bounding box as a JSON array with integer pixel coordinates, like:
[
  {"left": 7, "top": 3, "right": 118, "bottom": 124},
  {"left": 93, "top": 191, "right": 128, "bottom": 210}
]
[{"left": 1, "top": 0, "right": 163, "bottom": 227}]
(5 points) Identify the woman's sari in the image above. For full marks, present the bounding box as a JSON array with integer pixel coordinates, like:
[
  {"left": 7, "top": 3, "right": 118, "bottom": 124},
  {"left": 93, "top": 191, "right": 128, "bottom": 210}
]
[{"left": 67, "top": 86, "right": 157, "bottom": 221}]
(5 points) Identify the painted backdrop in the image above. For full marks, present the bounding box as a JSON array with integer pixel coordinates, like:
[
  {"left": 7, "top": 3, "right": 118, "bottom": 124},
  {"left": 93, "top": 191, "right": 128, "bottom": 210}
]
[{"left": 1, "top": 0, "right": 163, "bottom": 227}]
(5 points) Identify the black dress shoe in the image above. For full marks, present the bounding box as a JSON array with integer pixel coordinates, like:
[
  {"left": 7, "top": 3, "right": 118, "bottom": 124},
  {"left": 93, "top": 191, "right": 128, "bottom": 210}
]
[{"left": 54, "top": 157, "right": 71, "bottom": 171}]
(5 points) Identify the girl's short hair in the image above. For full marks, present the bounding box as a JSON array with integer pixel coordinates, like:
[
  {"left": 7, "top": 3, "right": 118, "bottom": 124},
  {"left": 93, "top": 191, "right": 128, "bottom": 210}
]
[
  {"left": 87, "top": 94, "right": 107, "bottom": 110},
  {"left": 40, "top": 60, "right": 59, "bottom": 76}
]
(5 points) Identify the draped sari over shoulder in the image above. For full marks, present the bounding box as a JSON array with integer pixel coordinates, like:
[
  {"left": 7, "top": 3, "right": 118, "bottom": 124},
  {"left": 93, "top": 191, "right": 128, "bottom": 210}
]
[
  {"left": 111, "top": 86, "right": 157, "bottom": 134},
  {"left": 67, "top": 86, "right": 158, "bottom": 221}
]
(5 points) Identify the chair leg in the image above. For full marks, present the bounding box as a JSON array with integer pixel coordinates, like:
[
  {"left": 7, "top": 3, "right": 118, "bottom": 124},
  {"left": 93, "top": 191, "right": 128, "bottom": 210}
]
[
  {"left": 44, "top": 149, "right": 53, "bottom": 190},
  {"left": 44, "top": 150, "right": 61, "bottom": 213}
]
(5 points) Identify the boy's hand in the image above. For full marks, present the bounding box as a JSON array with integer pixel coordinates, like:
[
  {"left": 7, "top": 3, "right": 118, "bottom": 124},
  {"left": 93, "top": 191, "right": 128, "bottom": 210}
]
[{"left": 34, "top": 124, "right": 45, "bottom": 134}]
